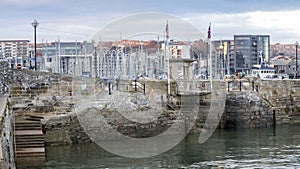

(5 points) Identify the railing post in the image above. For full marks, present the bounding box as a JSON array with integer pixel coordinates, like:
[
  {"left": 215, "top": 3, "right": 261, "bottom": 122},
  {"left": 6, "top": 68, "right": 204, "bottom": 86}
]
[
  {"left": 227, "top": 82, "right": 230, "bottom": 92},
  {"left": 135, "top": 78, "right": 137, "bottom": 92},
  {"left": 239, "top": 81, "right": 242, "bottom": 91},
  {"left": 108, "top": 81, "right": 111, "bottom": 95},
  {"left": 116, "top": 79, "right": 119, "bottom": 90},
  {"left": 255, "top": 84, "right": 259, "bottom": 93}
]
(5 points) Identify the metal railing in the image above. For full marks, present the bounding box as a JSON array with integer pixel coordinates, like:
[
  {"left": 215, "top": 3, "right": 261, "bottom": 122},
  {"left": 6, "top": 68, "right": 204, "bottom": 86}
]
[
  {"left": 226, "top": 80, "right": 256, "bottom": 92},
  {"left": 176, "top": 80, "right": 211, "bottom": 95},
  {"left": 115, "top": 79, "right": 146, "bottom": 95}
]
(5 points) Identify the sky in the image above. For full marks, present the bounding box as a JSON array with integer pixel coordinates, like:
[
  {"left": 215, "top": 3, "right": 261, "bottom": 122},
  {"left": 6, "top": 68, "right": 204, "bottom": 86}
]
[{"left": 1, "top": 0, "right": 300, "bottom": 44}]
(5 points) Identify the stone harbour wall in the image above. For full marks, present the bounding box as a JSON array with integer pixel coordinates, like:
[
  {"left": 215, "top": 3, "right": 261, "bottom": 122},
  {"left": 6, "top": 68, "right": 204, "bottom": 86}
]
[
  {"left": 40, "top": 81, "right": 224, "bottom": 145},
  {"left": 41, "top": 102, "right": 187, "bottom": 144},
  {"left": 41, "top": 114, "right": 92, "bottom": 146},
  {"left": 224, "top": 78, "right": 300, "bottom": 128},
  {"left": 0, "top": 97, "right": 15, "bottom": 169},
  {"left": 0, "top": 61, "right": 9, "bottom": 95},
  {"left": 225, "top": 91, "right": 274, "bottom": 128},
  {"left": 254, "top": 79, "right": 300, "bottom": 125},
  {"left": 3, "top": 68, "right": 300, "bottom": 147}
]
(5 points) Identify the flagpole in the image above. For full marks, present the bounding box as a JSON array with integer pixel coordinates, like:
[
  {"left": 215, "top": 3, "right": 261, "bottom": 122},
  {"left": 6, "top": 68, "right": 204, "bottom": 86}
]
[
  {"left": 208, "top": 22, "right": 213, "bottom": 91},
  {"left": 166, "top": 20, "right": 170, "bottom": 96}
]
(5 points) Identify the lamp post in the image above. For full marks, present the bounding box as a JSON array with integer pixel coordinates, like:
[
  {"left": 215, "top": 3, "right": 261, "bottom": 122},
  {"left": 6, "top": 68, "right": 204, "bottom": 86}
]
[
  {"left": 29, "top": 50, "right": 32, "bottom": 69},
  {"left": 94, "top": 44, "right": 97, "bottom": 78},
  {"left": 295, "top": 41, "right": 298, "bottom": 79},
  {"left": 31, "top": 19, "right": 39, "bottom": 71},
  {"left": 219, "top": 43, "right": 224, "bottom": 77}
]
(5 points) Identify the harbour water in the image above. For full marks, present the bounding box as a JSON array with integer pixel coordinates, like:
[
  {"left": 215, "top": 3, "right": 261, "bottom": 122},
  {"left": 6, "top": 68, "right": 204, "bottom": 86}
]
[{"left": 40, "top": 124, "right": 300, "bottom": 168}]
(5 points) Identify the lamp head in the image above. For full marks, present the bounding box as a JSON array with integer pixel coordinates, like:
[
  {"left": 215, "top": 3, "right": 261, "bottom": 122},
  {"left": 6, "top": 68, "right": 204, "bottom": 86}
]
[{"left": 31, "top": 19, "right": 39, "bottom": 27}]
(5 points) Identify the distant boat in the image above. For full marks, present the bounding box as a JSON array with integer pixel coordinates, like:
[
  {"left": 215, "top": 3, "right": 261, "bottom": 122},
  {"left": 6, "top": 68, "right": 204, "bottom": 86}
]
[
  {"left": 251, "top": 52, "right": 288, "bottom": 80},
  {"left": 251, "top": 65, "right": 288, "bottom": 80}
]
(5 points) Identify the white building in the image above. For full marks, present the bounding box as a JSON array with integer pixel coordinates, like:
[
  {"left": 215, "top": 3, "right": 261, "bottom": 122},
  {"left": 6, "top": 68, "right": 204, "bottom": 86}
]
[
  {"left": 0, "top": 40, "right": 30, "bottom": 69},
  {"left": 42, "top": 41, "right": 94, "bottom": 76}
]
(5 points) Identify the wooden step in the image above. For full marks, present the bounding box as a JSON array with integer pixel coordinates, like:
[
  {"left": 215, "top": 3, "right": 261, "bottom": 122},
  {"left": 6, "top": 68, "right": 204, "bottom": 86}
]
[
  {"left": 15, "top": 122, "right": 42, "bottom": 129},
  {"left": 16, "top": 137, "right": 44, "bottom": 142},
  {"left": 16, "top": 143, "right": 45, "bottom": 148},
  {"left": 15, "top": 124, "right": 41, "bottom": 128},
  {"left": 15, "top": 120, "right": 41, "bottom": 124},
  {"left": 15, "top": 156, "right": 46, "bottom": 168},
  {"left": 15, "top": 152, "right": 46, "bottom": 158},
  {"left": 15, "top": 156, "right": 46, "bottom": 162},
  {"left": 15, "top": 147, "right": 45, "bottom": 157},
  {"left": 15, "top": 130, "right": 43, "bottom": 136},
  {"left": 15, "top": 138, "right": 44, "bottom": 145},
  {"left": 15, "top": 126, "right": 42, "bottom": 130},
  {"left": 26, "top": 115, "right": 45, "bottom": 121},
  {"left": 15, "top": 122, "right": 42, "bottom": 130}
]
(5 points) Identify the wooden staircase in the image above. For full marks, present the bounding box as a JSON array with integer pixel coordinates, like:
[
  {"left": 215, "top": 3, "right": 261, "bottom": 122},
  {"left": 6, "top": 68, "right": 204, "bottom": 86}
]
[{"left": 14, "top": 119, "right": 46, "bottom": 168}]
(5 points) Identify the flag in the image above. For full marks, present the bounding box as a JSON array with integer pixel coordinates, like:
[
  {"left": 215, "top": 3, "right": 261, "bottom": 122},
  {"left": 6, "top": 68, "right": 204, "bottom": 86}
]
[
  {"left": 165, "top": 20, "right": 169, "bottom": 39},
  {"left": 207, "top": 23, "right": 211, "bottom": 40}
]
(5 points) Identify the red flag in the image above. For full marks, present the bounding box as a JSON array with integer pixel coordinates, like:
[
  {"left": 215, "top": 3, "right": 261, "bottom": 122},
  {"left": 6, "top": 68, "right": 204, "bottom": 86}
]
[
  {"left": 207, "top": 23, "right": 211, "bottom": 39},
  {"left": 166, "top": 20, "right": 169, "bottom": 39}
]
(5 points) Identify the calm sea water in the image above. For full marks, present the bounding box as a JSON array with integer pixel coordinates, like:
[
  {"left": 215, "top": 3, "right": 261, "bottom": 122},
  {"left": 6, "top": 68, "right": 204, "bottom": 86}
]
[{"left": 40, "top": 124, "right": 300, "bottom": 168}]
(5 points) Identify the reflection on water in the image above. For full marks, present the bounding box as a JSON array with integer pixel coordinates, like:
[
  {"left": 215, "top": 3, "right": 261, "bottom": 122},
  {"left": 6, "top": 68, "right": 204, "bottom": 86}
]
[{"left": 40, "top": 124, "right": 300, "bottom": 168}]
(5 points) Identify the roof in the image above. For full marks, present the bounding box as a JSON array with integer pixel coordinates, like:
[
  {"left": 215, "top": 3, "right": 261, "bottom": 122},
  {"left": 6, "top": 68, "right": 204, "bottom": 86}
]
[
  {"left": 271, "top": 60, "right": 294, "bottom": 66},
  {"left": 169, "top": 58, "right": 196, "bottom": 63},
  {"left": 0, "top": 40, "right": 30, "bottom": 43}
]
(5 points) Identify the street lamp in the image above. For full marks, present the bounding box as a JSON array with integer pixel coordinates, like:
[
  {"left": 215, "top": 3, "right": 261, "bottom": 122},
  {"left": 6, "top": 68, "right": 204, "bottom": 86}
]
[
  {"left": 295, "top": 41, "right": 298, "bottom": 79},
  {"left": 31, "top": 19, "right": 39, "bottom": 71}
]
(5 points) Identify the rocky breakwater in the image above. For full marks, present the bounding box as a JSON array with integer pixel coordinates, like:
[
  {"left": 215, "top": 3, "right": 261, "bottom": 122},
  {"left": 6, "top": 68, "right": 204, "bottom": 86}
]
[{"left": 225, "top": 91, "right": 274, "bottom": 128}]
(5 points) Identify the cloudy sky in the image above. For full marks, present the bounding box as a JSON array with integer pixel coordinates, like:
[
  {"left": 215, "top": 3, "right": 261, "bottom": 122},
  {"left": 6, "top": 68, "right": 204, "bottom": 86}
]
[{"left": 1, "top": 0, "right": 300, "bottom": 43}]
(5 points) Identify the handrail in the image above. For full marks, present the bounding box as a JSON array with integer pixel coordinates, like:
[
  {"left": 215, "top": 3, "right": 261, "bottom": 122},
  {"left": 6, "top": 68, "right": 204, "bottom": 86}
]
[{"left": 132, "top": 79, "right": 146, "bottom": 95}]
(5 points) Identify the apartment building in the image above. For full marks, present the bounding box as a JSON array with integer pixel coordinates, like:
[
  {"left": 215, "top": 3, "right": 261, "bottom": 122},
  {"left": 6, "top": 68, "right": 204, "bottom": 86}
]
[
  {"left": 233, "top": 35, "right": 270, "bottom": 73},
  {"left": 0, "top": 40, "right": 30, "bottom": 68}
]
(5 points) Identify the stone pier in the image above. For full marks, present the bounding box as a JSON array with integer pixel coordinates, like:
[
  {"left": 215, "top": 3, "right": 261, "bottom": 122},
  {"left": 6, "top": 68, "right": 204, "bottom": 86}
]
[{"left": 0, "top": 65, "right": 300, "bottom": 161}]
